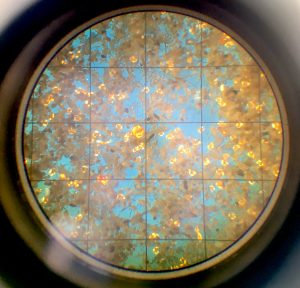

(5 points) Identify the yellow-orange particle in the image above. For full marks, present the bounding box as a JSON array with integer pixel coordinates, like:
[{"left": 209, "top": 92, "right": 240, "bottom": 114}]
[{"left": 132, "top": 125, "right": 144, "bottom": 138}]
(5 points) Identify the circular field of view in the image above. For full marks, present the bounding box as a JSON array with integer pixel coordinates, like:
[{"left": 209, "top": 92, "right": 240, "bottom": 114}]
[{"left": 23, "top": 11, "right": 284, "bottom": 274}]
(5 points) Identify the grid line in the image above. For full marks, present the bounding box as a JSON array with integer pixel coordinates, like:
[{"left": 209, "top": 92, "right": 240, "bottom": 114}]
[
  {"left": 27, "top": 121, "right": 282, "bottom": 124},
  {"left": 87, "top": 28, "right": 92, "bottom": 249},
  {"left": 144, "top": 12, "right": 148, "bottom": 270},
  {"left": 29, "top": 178, "right": 278, "bottom": 182},
  {"left": 200, "top": 21, "right": 207, "bottom": 259},
  {"left": 70, "top": 238, "right": 236, "bottom": 242},
  {"left": 48, "top": 64, "right": 258, "bottom": 69}
]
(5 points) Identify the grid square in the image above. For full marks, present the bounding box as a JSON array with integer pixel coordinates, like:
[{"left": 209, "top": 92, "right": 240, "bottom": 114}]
[
  {"left": 147, "top": 180, "right": 204, "bottom": 239},
  {"left": 31, "top": 123, "right": 90, "bottom": 180},
  {"left": 146, "top": 123, "right": 202, "bottom": 179},
  {"left": 88, "top": 240, "right": 146, "bottom": 270},
  {"left": 260, "top": 73, "right": 281, "bottom": 122},
  {"left": 31, "top": 180, "right": 89, "bottom": 240},
  {"left": 91, "top": 68, "right": 145, "bottom": 122},
  {"left": 202, "top": 66, "right": 259, "bottom": 122},
  {"left": 202, "top": 123, "right": 261, "bottom": 179},
  {"left": 91, "top": 13, "right": 145, "bottom": 68},
  {"left": 50, "top": 30, "right": 90, "bottom": 67},
  {"left": 204, "top": 209, "right": 259, "bottom": 241},
  {"left": 90, "top": 123, "right": 145, "bottom": 179},
  {"left": 261, "top": 123, "right": 283, "bottom": 180},
  {"left": 204, "top": 180, "right": 264, "bottom": 211},
  {"left": 147, "top": 240, "right": 205, "bottom": 271},
  {"left": 146, "top": 68, "right": 201, "bottom": 122},
  {"left": 204, "top": 180, "right": 263, "bottom": 239},
  {"left": 88, "top": 180, "right": 146, "bottom": 240},
  {"left": 202, "top": 22, "right": 255, "bottom": 66},
  {"left": 32, "top": 67, "right": 90, "bottom": 122},
  {"left": 146, "top": 12, "right": 202, "bottom": 67}
]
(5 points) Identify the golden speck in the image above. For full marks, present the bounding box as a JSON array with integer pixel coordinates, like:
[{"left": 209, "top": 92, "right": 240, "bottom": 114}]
[
  {"left": 256, "top": 104, "right": 263, "bottom": 113},
  {"left": 60, "top": 173, "right": 67, "bottom": 180},
  {"left": 220, "top": 84, "right": 225, "bottom": 92},
  {"left": 209, "top": 185, "right": 215, "bottom": 192},
  {"left": 124, "top": 132, "right": 130, "bottom": 142},
  {"left": 194, "top": 226, "right": 203, "bottom": 240},
  {"left": 178, "top": 145, "right": 187, "bottom": 153},
  {"left": 67, "top": 107, "right": 72, "bottom": 114},
  {"left": 131, "top": 125, "right": 144, "bottom": 139},
  {"left": 132, "top": 142, "right": 145, "bottom": 153},
  {"left": 35, "top": 188, "right": 42, "bottom": 194},
  {"left": 166, "top": 59, "right": 174, "bottom": 67},
  {"left": 247, "top": 208, "right": 258, "bottom": 216},
  {"left": 248, "top": 180, "right": 256, "bottom": 185},
  {"left": 247, "top": 151, "right": 255, "bottom": 158},
  {"left": 221, "top": 159, "right": 228, "bottom": 166},
  {"left": 216, "top": 97, "right": 226, "bottom": 107},
  {"left": 48, "top": 168, "right": 56, "bottom": 176},
  {"left": 98, "top": 83, "right": 106, "bottom": 90},
  {"left": 272, "top": 123, "right": 282, "bottom": 134},
  {"left": 169, "top": 158, "right": 177, "bottom": 165},
  {"left": 144, "top": 86, "right": 150, "bottom": 93},
  {"left": 233, "top": 144, "right": 240, "bottom": 151},
  {"left": 68, "top": 127, "right": 77, "bottom": 135},
  {"left": 75, "top": 213, "right": 83, "bottom": 222},
  {"left": 204, "top": 158, "right": 210, "bottom": 166},
  {"left": 216, "top": 168, "right": 224, "bottom": 177},
  {"left": 215, "top": 181, "right": 224, "bottom": 189},
  {"left": 166, "top": 133, "right": 175, "bottom": 140},
  {"left": 241, "top": 81, "right": 251, "bottom": 87},
  {"left": 97, "top": 175, "right": 108, "bottom": 185},
  {"left": 184, "top": 194, "right": 193, "bottom": 200},
  {"left": 129, "top": 55, "right": 138, "bottom": 63},
  {"left": 173, "top": 220, "right": 180, "bottom": 227},
  {"left": 81, "top": 165, "right": 88, "bottom": 173},
  {"left": 235, "top": 122, "right": 244, "bottom": 128},
  {"left": 198, "top": 126, "right": 205, "bottom": 133},
  {"left": 40, "top": 196, "right": 49, "bottom": 204},
  {"left": 256, "top": 160, "right": 264, "bottom": 167},
  {"left": 188, "top": 169, "right": 197, "bottom": 177},
  {"left": 186, "top": 56, "right": 193, "bottom": 64},
  {"left": 224, "top": 40, "right": 235, "bottom": 48},
  {"left": 116, "top": 123, "right": 123, "bottom": 130},
  {"left": 116, "top": 193, "right": 126, "bottom": 201},
  {"left": 207, "top": 142, "right": 215, "bottom": 150},
  {"left": 179, "top": 257, "right": 187, "bottom": 267},
  {"left": 135, "top": 156, "right": 142, "bottom": 163},
  {"left": 238, "top": 197, "right": 247, "bottom": 207},
  {"left": 117, "top": 92, "right": 127, "bottom": 100},
  {"left": 273, "top": 166, "right": 279, "bottom": 177},
  {"left": 73, "top": 115, "right": 82, "bottom": 121},
  {"left": 153, "top": 246, "right": 160, "bottom": 255},
  {"left": 227, "top": 212, "right": 237, "bottom": 220},
  {"left": 44, "top": 95, "right": 54, "bottom": 106},
  {"left": 149, "top": 232, "right": 160, "bottom": 240},
  {"left": 223, "top": 153, "right": 230, "bottom": 160}
]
